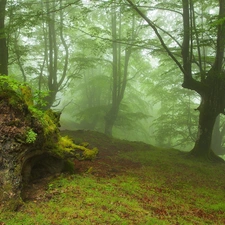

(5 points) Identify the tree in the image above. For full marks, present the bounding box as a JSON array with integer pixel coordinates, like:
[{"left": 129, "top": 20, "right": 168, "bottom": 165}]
[
  {"left": 126, "top": 0, "right": 225, "bottom": 160},
  {"left": 6, "top": 0, "right": 82, "bottom": 109},
  {"left": 105, "top": 1, "right": 136, "bottom": 136},
  {"left": 0, "top": 0, "right": 8, "bottom": 75},
  {"left": 38, "top": 0, "right": 70, "bottom": 109},
  {"left": 211, "top": 115, "right": 225, "bottom": 155}
]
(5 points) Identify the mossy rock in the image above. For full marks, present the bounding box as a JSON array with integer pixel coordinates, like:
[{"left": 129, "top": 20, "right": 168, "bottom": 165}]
[
  {"left": 0, "top": 88, "right": 59, "bottom": 209},
  {"left": 0, "top": 78, "right": 98, "bottom": 210}
]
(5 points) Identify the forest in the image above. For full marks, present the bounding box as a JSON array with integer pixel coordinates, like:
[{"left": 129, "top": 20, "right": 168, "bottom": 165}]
[{"left": 1, "top": 0, "right": 225, "bottom": 224}]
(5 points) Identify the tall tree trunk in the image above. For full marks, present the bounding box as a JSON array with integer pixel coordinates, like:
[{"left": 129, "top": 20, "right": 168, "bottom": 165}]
[
  {"left": 0, "top": 0, "right": 8, "bottom": 75},
  {"left": 190, "top": 0, "right": 225, "bottom": 159},
  {"left": 104, "top": 1, "right": 120, "bottom": 136},
  {"left": 41, "top": 0, "right": 69, "bottom": 110},
  {"left": 211, "top": 115, "right": 225, "bottom": 155},
  {"left": 191, "top": 71, "right": 225, "bottom": 159},
  {"left": 104, "top": 2, "right": 134, "bottom": 136},
  {"left": 44, "top": 0, "right": 58, "bottom": 110},
  {"left": 105, "top": 106, "right": 119, "bottom": 136},
  {"left": 191, "top": 103, "right": 218, "bottom": 158}
]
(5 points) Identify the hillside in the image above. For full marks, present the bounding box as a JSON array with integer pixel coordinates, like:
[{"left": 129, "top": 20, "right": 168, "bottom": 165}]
[{"left": 1, "top": 129, "right": 225, "bottom": 225}]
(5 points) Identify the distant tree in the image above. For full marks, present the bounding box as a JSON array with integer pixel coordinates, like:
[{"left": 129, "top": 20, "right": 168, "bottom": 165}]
[
  {"left": 36, "top": 0, "right": 70, "bottom": 109},
  {"left": 212, "top": 115, "right": 225, "bottom": 155},
  {"left": 0, "top": 0, "right": 8, "bottom": 75},
  {"left": 7, "top": 0, "right": 80, "bottom": 109},
  {"left": 105, "top": 1, "right": 137, "bottom": 136},
  {"left": 68, "top": 69, "right": 110, "bottom": 131},
  {"left": 126, "top": 0, "right": 225, "bottom": 160}
]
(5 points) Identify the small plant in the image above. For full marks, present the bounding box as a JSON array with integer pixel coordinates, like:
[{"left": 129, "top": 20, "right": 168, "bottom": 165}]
[
  {"left": 33, "top": 90, "right": 48, "bottom": 108},
  {"left": 0, "top": 75, "right": 20, "bottom": 91},
  {"left": 26, "top": 128, "right": 37, "bottom": 143}
]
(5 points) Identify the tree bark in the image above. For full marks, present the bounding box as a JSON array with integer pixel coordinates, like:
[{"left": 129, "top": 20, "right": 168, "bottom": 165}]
[
  {"left": 191, "top": 103, "right": 218, "bottom": 158},
  {"left": 190, "top": 0, "right": 225, "bottom": 159},
  {"left": 0, "top": 0, "right": 8, "bottom": 75},
  {"left": 104, "top": 2, "right": 119, "bottom": 136},
  {"left": 211, "top": 115, "right": 225, "bottom": 155},
  {"left": 190, "top": 70, "right": 225, "bottom": 159},
  {"left": 105, "top": 106, "right": 119, "bottom": 136}
]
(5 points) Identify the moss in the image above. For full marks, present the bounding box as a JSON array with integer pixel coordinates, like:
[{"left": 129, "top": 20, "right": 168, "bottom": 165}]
[
  {"left": 55, "top": 135, "right": 98, "bottom": 160},
  {"left": 3, "top": 198, "right": 23, "bottom": 211},
  {"left": 85, "top": 166, "right": 93, "bottom": 174},
  {"left": 80, "top": 142, "right": 89, "bottom": 147},
  {"left": 42, "top": 110, "right": 61, "bottom": 136},
  {"left": 57, "top": 136, "right": 76, "bottom": 152},
  {"left": 27, "top": 108, "right": 58, "bottom": 136},
  {"left": 51, "top": 135, "right": 76, "bottom": 158},
  {"left": 0, "top": 76, "right": 33, "bottom": 111},
  {"left": 43, "top": 113, "right": 57, "bottom": 135},
  {"left": 82, "top": 147, "right": 98, "bottom": 160},
  {"left": 20, "top": 84, "right": 33, "bottom": 107},
  {"left": 0, "top": 182, "right": 23, "bottom": 211},
  {"left": 0, "top": 89, "right": 23, "bottom": 110}
]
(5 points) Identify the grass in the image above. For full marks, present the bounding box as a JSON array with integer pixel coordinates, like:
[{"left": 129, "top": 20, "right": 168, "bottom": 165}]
[{"left": 1, "top": 130, "right": 225, "bottom": 225}]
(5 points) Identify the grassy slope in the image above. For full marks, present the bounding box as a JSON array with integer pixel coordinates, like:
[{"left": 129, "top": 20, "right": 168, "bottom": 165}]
[{"left": 1, "top": 130, "right": 225, "bottom": 225}]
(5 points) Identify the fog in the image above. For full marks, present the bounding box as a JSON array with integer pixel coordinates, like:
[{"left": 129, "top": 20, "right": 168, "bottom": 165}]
[{"left": 5, "top": 0, "right": 225, "bottom": 155}]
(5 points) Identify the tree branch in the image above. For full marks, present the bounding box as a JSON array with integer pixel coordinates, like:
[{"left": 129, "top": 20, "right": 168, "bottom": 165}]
[
  {"left": 125, "top": 0, "right": 185, "bottom": 74},
  {"left": 212, "top": 0, "right": 225, "bottom": 72}
]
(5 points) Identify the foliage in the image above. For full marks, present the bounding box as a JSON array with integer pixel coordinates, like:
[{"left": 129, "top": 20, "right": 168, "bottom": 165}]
[
  {"left": 137, "top": 53, "right": 200, "bottom": 149},
  {"left": 0, "top": 76, "right": 59, "bottom": 140},
  {"left": 20, "top": 84, "right": 33, "bottom": 106},
  {"left": 0, "top": 75, "right": 20, "bottom": 92},
  {"left": 25, "top": 128, "right": 37, "bottom": 144},
  {"left": 0, "top": 75, "right": 48, "bottom": 108}
]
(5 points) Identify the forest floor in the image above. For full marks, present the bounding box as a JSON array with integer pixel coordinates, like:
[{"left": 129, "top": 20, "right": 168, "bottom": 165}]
[{"left": 1, "top": 130, "right": 225, "bottom": 225}]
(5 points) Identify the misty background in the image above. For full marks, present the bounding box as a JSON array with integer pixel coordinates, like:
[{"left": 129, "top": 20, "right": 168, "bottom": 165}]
[{"left": 5, "top": 0, "right": 225, "bottom": 154}]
